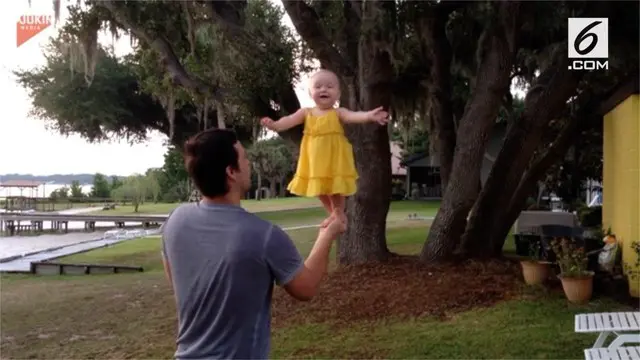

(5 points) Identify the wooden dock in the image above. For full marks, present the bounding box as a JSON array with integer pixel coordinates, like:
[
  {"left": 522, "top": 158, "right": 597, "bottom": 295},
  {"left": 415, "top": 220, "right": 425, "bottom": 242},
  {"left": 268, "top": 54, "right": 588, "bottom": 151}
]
[
  {"left": 30, "top": 261, "right": 143, "bottom": 276},
  {"left": 0, "top": 213, "right": 166, "bottom": 236}
]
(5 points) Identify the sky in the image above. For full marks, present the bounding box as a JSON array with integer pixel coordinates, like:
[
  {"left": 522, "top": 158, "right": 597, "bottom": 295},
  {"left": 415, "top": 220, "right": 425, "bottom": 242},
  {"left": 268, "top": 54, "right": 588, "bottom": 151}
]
[{"left": 0, "top": 0, "right": 314, "bottom": 176}]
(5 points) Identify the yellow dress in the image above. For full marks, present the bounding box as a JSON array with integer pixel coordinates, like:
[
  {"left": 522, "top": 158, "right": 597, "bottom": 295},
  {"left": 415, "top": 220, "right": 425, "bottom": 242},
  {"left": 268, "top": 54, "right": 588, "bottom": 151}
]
[{"left": 287, "top": 108, "right": 358, "bottom": 197}]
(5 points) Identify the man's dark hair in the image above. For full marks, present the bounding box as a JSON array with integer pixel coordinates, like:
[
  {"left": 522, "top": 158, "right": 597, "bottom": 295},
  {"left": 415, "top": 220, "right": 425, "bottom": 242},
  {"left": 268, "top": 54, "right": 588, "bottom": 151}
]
[{"left": 183, "top": 129, "right": 239, "bottom": 198}]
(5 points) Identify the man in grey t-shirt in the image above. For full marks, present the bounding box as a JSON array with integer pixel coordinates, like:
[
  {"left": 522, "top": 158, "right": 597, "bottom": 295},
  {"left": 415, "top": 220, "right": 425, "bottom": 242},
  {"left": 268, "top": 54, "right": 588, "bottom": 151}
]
[{"left": 161, "top": 129, "right": 346, "bottom": 359}]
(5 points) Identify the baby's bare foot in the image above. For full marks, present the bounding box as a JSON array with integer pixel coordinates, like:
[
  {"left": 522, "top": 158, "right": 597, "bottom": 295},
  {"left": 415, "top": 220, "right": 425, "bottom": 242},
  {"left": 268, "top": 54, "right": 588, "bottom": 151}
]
[{"left": 337, "top": 212, "right": 348, "bottom": 226}]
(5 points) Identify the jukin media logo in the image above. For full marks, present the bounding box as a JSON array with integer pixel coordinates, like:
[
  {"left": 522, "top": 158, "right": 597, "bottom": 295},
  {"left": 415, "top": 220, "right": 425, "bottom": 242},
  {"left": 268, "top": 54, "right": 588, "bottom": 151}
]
[
  {"left": 17, "top": 14, "right": 52, "bottom": 48},
  {"left": 567, "top": 17, "right": 609, "bottom": 71}
]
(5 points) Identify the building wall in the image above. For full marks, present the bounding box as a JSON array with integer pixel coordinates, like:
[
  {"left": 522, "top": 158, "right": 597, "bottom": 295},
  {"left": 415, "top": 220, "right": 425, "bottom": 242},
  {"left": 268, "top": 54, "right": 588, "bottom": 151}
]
[
  {"left": 390, "top": 141, "right": 407, "bottom": 176},
  {"left": 602, "top": 94, "right": 639, "bottom": 298}
]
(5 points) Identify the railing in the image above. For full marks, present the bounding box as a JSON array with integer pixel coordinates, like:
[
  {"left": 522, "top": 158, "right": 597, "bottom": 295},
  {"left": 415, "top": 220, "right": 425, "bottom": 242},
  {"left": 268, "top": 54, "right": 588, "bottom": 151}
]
[{"left": 0, "top": 213, "right": 167, "bottom": 222}]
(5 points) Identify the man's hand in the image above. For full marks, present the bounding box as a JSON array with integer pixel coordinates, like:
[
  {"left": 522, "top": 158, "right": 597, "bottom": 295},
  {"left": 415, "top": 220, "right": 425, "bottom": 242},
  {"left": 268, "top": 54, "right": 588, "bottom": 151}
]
[
  {"left": 319, "top": 217, "right": 347, "bottom": 238},
  {"left": 261, "top": 117, "right": 277, "bottom": 131},
  {"left": 367, "top": 106, "right": 389, "bottom": 125}
]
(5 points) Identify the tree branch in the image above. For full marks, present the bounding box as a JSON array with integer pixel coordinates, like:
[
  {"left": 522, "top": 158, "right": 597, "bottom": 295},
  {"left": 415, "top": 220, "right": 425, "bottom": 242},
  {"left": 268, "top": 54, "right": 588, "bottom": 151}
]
[
  {"left": 490, "top": 114, "right": 580, "bottom": 254},
  {"left": 198, "top": 0, "right": 262, "bottom": 50},
  {"left": 437, "top": 1, "right": 470, "bottom": 17},
  {"left": 521, "top": 77, "right": 625, "bottom": 191},
  {"left": 281, "top": 0, "right": 354, "bottom": 77},
  {"left": 342, "top": 0, "right": 361, "bottom": 67},
  {"left": 99, "top": 1, "right": 221, "bottom": 100},
  {"left": 417, "top": 5, "right": 456, "bottom": 191},
  {"left": 274, "top": 83, "right": 304, "bottom": 144},
  {"left": 515, "top": 116, "right": 578, "bottom": 198},
  {"left": 348, "top": 0, "right": 362, "bottom": 19},
  {"left": 203, "top": 0, "right": 246, "bottom": 26}
]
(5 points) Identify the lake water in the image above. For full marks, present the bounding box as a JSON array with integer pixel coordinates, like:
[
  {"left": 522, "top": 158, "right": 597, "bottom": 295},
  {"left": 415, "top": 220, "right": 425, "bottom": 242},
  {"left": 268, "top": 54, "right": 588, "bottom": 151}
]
[{"left": 0, "top": 232, "right": 108, "bottom": 260}]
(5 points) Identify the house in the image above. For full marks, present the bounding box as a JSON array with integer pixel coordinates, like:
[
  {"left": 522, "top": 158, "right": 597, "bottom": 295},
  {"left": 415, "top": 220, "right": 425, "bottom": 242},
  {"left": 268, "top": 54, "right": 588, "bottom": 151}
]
[
  {"left": 390, "top": 141, "right": 407, "bottom": 178},
  {"left": 600, "top": 78, "right": 639, "bottom": 298},
  {"left": 585, "top": 179, "right": 603, "bottom": 207},
  {"left": 389, "top": 141, "right": 409, "bottom": 198},
  {"left": 400, "top": 124, "right": 508, "bottom": 199}
]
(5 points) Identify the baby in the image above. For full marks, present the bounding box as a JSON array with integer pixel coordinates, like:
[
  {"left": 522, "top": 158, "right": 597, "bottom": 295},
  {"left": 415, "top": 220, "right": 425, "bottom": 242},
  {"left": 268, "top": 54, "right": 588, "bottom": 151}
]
[{"left": 261, "top": 69, "right": 389, "bottom": 227}]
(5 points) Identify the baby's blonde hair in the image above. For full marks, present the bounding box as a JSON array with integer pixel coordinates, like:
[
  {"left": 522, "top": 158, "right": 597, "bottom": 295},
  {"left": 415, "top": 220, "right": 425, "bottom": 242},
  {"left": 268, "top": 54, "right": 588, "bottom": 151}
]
[{"left": 309, "top": 69, "right": 340, "bottom": 88}]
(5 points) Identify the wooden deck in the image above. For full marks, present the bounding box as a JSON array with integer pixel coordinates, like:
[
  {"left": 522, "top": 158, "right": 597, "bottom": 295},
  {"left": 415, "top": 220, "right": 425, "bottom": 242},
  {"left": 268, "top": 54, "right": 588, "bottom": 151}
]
[
  {"left": 1, "top": 213, "right": 167, "bottom": 222},
  {"left": 0, "top": 213, "right": 165, "bottom": 235}
]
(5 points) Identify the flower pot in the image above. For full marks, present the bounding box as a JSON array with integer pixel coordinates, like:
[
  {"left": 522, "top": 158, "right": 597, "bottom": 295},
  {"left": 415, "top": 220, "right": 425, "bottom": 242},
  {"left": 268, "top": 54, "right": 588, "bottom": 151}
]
[
  {"left": 559, "top": 272, "right": 594, "bottom": 304},
  {"left": 520, "top": 260, "right": 550, "bottom": 285}
]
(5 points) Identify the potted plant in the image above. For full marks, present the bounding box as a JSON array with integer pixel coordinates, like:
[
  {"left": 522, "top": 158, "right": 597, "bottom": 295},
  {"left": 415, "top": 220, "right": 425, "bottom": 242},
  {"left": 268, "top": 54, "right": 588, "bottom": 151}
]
[
  {"left": 624, "top": 240, "right": 640, "bottom": 298},
  {"left": 519, "top": 240, "right": 550, "bottom": 285},
  {"left": 597, "top": 228, "right": 619, "bottom": 273},
  {"left": 550, "top": 237, "right": 594, "bottom": 304}
]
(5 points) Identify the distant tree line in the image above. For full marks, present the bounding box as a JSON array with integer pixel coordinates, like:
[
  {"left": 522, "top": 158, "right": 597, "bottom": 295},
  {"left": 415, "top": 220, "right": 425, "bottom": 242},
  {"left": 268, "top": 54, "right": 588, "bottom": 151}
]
[
  {"left": 50, "top": 139, "right": 297, "bottom": 208},
  {"left": 50, "top": 146, "right": 187, "bottom": 207},
  {"left": 247, "top": 137, "right": 297, "bottom": 200}
]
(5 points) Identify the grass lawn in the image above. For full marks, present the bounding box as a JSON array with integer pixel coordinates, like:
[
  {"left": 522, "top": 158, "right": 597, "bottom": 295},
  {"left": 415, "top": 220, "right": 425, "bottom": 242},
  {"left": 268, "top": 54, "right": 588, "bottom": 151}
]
[
  {"left": 0, "top": 203, "right": 628, "bottom": 359},
  {"left": 53, "top": 221, "right": 429, "bottom": 273},
  {"left": 50, "top": 202, "right": 106, "bottom": 211},
  {"left": 92, "top": 197, "right": 442, "bottom": 216},
  {"left": 253, "top": 200, "right": 440, "bottom": 229},
  {"left": 270, "top": 296, "right": 627, "bottom": 358},
  {"left": 93, "top": 197, "right": 322, "bottom": 215}
]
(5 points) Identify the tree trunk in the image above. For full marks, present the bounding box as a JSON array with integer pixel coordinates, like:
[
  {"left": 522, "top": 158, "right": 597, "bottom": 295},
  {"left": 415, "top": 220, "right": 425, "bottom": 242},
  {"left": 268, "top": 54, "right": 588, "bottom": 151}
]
[
  {"left": 215, "top": 100, "right": 226, "bottom": 129},
  {"left": 256, "top": 173, "right": 262, "bottom": 200},
  {"left": 269, "top": 178, "right": 277, "bottom": 199},
  {"left": 279, "top": 178, "right": 286, "bottom": 197},
  {"left": 463, "top": 163, "right": 527, "bottom": 257},
  {"left": 339, "top": 86, "right": 393, "bottom": 264},
  {"left": 337, "top": 1, "right": 395, "bottom": 265},
  {"left": 419, "top": 7, "right": 456, "bottom": 193},
  {"left": 536, "top": 182, "right": 545, "bottom": 207},
  {"left": 491, "top": 179, "right": 541, "bottom": 255},
  {"left": 460, "top": 49, "right": 582, "bottom": 257},
  {"left": 420, "top": 2, "right": 521, "bottom": 263}
]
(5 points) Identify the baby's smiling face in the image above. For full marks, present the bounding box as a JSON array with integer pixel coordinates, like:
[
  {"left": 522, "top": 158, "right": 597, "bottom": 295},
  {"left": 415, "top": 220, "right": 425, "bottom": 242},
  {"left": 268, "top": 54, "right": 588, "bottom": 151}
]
[{"left": 309, "top": 71, "right": 340, "bottom": 109}]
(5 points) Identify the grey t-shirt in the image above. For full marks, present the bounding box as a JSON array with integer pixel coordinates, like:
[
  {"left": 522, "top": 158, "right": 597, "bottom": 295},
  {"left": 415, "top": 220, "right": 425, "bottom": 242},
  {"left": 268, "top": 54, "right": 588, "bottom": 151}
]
[{"left": 161, "top": 201, "right": 304, "bottom": 359}]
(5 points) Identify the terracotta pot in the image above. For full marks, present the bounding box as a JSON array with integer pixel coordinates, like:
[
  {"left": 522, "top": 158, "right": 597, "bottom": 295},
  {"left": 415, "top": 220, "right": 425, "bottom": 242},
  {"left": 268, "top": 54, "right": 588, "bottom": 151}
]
[
  {"left": 559, "top": 272, "right": 595, "bottom": 304},
  {"left": 520, "top": 260, "right": 550, "bottom": 285}
]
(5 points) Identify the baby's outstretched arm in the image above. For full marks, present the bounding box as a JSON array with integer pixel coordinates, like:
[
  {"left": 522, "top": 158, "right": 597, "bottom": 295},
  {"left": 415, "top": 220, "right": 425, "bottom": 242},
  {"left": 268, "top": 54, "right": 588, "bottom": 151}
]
[
  {"left": 337, "top": 106, "right": 389, "bottom": 125},
  {"left": 261, "top": 108, "right": 306, "bottom": 132}
]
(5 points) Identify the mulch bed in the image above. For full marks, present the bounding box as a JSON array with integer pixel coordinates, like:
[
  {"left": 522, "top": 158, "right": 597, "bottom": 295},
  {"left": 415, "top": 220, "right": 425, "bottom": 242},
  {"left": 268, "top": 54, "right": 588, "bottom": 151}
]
[{"left": 271, "top": 255, "right": 521, "bottom": 327}]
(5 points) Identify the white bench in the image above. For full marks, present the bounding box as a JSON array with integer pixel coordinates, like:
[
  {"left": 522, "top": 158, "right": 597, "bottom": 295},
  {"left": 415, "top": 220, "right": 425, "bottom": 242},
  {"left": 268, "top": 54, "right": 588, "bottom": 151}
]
[
  {"left": 584, "top": 346, "right": 640, "bottom": 360},
  {"left": 576, "top": 312, "right": 640, "bottom": 360},
  {"left": 576, "top": 312, "right": 640, "bottom": 347}
]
